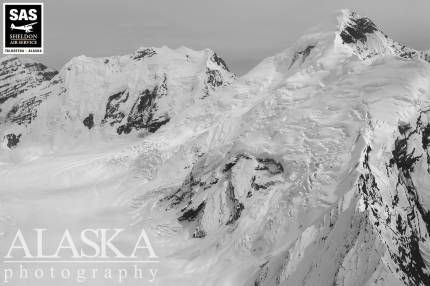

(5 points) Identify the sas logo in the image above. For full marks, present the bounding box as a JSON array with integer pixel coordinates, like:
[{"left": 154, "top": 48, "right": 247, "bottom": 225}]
[{"left": 3, "top": 3, "right": 44, "bottom": 54}]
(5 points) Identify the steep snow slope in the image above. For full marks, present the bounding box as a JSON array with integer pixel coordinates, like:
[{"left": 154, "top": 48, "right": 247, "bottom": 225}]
[
  {"left": 0, "top": 56, "right": 58, "bottom": 150},
  {"left": 124, "top": 10, "right": 430, "bottom": 286},
  {"left": 1, "top": 9, "right": 430, "bottom": 286},
  {"left": 335, "top": 11, "right": 430, "bottom": 62},
  {"left": 0, "top": 46, "right": 234, "bottom": 155},
  {"left": 0, "top": 56, "right": 58, "bottom": 108}
]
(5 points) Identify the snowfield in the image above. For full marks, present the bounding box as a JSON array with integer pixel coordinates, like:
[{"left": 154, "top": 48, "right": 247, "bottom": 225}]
[{"left": 1, "top": 9, "right": 430, "bottom": 286}]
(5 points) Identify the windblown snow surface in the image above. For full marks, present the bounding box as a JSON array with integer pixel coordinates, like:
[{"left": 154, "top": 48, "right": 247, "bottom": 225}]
[{"left": 1, "top": 9, "right": 430, "bottom": 286}]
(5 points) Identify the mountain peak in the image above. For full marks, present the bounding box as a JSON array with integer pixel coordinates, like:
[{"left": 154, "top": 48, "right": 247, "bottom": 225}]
[
  {"left": 0, "top": 45, "right": 235, "bottom": 151},
  {"left": 334, "top": 9, "right": 430, "bottom": 62},
  {"left": 0, "top": 55, "right": 58, "bottom": 106},
  {"left": 336, "top": 10, "right": 378, "bottom": 44},
  {"left": 290, "top": 9, "right": 430, "bottom": 66}
]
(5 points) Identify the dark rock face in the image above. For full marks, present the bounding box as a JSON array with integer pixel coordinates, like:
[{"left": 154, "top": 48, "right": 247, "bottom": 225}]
[
  {"left": 4, "top": 76, "right": 63, "bottom": 127},
  {"left": 116, "top": 88, "right": 160, "bottom": 134},
  {"left": 340, "top": 16, "right": 377, "bottom": 44},
  {"left": 4, "top": 133, "right": 21, "bottom": 149},
  {"left": 0, "top": 57, "right": 58, "bottom": 105},
  {"left": 201, "top": 68, "right": 226, "bottom": 98},
  {"left": 83, "top": 113, "right": 94, "bottom": 129},
  {"left": 7, "top": 96, "right": 41, "bottom": 125},
  {"left": 132, "top": 48, "right": 157, "bottom": 61},
  {"left": 210, "top": 52, "right": 230, "bottom": 72},
  {"left": 202, "top": 66, "right": 234, "bottom": 98},
  {"left": 358, "top": 112, "right": 430, "bottom": 286},
  {"left": 339, "top": 12, "right": 430, "bottom": 63},
  {"left": 6, "top": 92, "right": 50, "bottom": 126},
  {"left": 225, "top": 179, "right": 245, "bottom": 225},
  {"left": 199, "top": 51, "right": 235, "bottom": 98},
  {"left": 162, "top": 153, "right": 284, "bottom": 238},
  {"left": 178, "top": 201, "right": 206, "bottom": 222},
  {"left": 116, "top": 76, "right": 170, "bottom": 135},
  {"left": 23, "top": 62, "right": 58, "bottom": 81},
  {"left": 386, "top": 124, "right": 430, "bottom": 286},
  {"left": 206, "top": 68, "right": 225, "bottom": 89},
  {"left": 102, "top": 90, "right": 129, "bottom": 126},
  {"left": 101, "top": 75, "right": 170, "bottom": 135},
  {"left": 289, "top": 45, "right": 316, "bottom": 68},
  {"left": 0, "top": 57, "right": 59, "bottom": 131}
]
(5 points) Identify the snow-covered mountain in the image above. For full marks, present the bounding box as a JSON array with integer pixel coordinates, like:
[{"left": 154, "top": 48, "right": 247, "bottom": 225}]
[
  {"left": 1, "top": 9, "right": 430, "bottom": 286},
  {"left": 0, "top": 56, "right": 58, "bottom": 150},
  {"left": 0, "top": 46, "right": 235, "bottom": 152}
]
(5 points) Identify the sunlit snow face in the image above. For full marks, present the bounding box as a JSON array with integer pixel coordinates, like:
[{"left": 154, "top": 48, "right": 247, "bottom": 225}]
[
  {"left": 1, "top": 7, "right": 430, "bottom": 286},
  {"left": 18, "top": 0, "right": 430, "bottom": 75}
]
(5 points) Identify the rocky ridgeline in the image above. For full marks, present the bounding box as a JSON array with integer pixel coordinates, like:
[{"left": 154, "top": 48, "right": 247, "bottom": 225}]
[{"left": 0, "top": 47, "right": 235, "bottom": 149}]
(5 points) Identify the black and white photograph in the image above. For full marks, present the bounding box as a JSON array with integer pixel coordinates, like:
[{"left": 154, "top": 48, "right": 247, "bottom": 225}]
[{"left": 1, "top": 1, "right": 430, "bottom": 285}]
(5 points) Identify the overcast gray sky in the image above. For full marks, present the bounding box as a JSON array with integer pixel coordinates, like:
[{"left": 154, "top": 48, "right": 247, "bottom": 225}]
[{"left": 2, "top": 0, "right": 430, "bottom": 74}]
